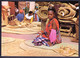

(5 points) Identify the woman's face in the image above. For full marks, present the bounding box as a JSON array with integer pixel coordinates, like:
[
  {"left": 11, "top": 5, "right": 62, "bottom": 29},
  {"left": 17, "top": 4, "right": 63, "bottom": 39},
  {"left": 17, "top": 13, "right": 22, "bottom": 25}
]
[
  {"left": 27, "top": 3, "right": 30, "bottom": 8},
  {"left": 48, "top": 10, "right": 54, "bottom": 20}
]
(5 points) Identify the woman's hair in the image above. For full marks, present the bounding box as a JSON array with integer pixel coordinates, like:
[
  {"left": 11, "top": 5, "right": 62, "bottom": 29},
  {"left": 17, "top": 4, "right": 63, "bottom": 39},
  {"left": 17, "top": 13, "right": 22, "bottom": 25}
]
[
  {"left": 48, "top": 6, "right": 58, "bottom": 19},
  {"left": 29, "top": 11, "right": 33, "bottom": 15},
  {"left": 48, "top": 6, "right": 60, "bottom": 25}
]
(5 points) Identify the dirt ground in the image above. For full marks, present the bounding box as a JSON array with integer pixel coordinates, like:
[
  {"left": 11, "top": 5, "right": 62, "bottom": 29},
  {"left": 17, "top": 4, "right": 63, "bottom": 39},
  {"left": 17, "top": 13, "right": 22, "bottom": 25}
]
[{"left": 1, "top": 32, "right": 78, "bottom": 57}]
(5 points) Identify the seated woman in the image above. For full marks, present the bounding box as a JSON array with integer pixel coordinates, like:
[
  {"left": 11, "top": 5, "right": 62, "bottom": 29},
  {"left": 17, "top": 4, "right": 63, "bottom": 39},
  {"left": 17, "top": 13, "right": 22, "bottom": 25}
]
[
  {"left": 32, "top": 7, "right": 62, "bottom": 46},
  {"left": 25, "top": 11, "right": 33, "bottom": 23},
  {"left": 16, "top": 10, "right": 24, "bottom": 22},
  {"left": 13, "top": 9, "right": 24, "bottom": 26}
]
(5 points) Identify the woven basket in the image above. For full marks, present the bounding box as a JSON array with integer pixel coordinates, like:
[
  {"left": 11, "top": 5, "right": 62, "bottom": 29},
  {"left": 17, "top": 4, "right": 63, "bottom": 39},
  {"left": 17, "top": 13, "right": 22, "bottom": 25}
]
[{"left": 37, "top": 6, "right": 48, "bottom": 21}]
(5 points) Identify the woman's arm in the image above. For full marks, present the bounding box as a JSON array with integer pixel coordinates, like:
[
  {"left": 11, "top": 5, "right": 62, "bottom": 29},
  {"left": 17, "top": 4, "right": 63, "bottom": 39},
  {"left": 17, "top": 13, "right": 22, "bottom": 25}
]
[{"left": 52, "top": 20, "right": 57, "bottom": 30}]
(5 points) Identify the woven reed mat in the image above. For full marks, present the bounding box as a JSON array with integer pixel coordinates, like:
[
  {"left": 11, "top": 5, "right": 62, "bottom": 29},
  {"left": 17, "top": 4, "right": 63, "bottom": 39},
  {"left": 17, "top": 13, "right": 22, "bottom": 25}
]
[
  {"left": 2, "top": 37, "right": 16, "bottom": 44},
  {"left": 2, "top": 25, "right": 41, "bottom": 34},
  {"left": 20, "top": 40, "right": 78, "bottom": 56},
  {"left": 58, "top": 7, "right": 76, "bottom": 19},
  {"left": 58, "top": 18, "right": 77, "bottom": 24},
  {"left": 1, "top": 37, "right": 61, "bottom": 56},
  {"left": 1, "top": 38, "right": 25, "bottom": 56}
]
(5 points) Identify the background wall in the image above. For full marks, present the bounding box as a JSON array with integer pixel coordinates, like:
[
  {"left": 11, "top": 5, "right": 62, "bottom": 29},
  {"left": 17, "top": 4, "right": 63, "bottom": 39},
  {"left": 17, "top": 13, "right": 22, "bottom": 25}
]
[
  {"left": 2, "top": 1, "right": 8, "bottom": 6},
  {"left": 29, "top": 1, "right": 35, "bottom": 11}
]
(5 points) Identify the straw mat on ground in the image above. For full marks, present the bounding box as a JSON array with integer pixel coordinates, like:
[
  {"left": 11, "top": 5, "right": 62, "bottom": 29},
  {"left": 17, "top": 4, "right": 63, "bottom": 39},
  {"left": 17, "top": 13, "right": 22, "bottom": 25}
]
[
  {"left": 2, "top": 37, "right": 16, "bottom": 44},
  {"left": 20, "top": 40, "right": 78, "bottom": 56},
  {"left": 1, "top": 38, "right": 25, "bottom": 56},
  {"left": 2, "top": 25, "right": 41, "bottom": 34},
  {"left": 1, "top": 38, "right": 61, "bottom": 56},
  {"left": 1, "top": 37, "right": 78, "bottom": 56}
]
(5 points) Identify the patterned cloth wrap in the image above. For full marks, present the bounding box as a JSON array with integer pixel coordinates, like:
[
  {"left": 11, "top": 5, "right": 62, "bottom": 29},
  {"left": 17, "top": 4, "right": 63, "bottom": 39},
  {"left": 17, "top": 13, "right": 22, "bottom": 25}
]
[
  {"left": 32, "top": 30, "right": 61, "bottom": 47},
  {"left": 32, "top": 32, "right": 51, "bottom": 47}
]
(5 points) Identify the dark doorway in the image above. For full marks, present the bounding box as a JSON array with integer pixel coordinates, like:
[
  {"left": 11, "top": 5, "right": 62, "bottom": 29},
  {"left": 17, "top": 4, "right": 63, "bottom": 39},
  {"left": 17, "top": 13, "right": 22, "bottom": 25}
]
[{"left": 15, "top": 1, "right": 18, "bottom": 9}]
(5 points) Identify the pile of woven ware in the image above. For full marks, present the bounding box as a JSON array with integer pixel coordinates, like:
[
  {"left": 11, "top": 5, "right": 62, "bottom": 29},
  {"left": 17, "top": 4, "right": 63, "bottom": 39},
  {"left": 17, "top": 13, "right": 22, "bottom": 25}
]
[
  {"left": 57, "top": 3, "right": 77, "bottom": 23},
  {"left": 8, "top": 18, "right": 41, "bottom": 29},
  {"left": 36, "top": 2, "right": 77, "bottom": 22}
]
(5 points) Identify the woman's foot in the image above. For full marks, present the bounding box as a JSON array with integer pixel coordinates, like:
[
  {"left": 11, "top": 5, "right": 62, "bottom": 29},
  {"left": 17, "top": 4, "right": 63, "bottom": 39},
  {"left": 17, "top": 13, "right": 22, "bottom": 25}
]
[{"left": 71, "top": 38, "right": 79, "bottom": 43}]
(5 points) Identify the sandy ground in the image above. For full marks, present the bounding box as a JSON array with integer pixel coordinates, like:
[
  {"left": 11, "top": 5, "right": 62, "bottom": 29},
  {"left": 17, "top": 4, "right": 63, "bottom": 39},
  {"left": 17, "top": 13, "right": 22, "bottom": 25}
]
[{"left": 1, "top": 32, "right": 78, "bottom": 57}]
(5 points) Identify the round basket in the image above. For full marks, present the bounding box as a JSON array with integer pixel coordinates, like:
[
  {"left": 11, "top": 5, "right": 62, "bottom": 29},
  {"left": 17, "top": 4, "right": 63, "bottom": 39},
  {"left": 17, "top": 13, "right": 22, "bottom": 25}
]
[{"left": 37, "top": 6, "right": 48, "bottom": 21}]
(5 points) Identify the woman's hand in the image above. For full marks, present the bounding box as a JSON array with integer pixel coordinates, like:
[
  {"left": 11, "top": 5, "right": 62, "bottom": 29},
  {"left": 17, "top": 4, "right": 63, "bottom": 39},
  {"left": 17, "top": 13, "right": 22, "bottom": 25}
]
[{"left": 38, "top": 32, "right": 42, "bottom": 35}]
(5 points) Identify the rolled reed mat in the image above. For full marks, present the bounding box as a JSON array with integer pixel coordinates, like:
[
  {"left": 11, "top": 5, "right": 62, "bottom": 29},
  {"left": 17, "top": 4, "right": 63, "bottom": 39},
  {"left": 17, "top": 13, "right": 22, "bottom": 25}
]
[
  {"left": 37, "top": 6, "right": 48, "bottom": 21},
  {"left": 1, "top": 37, "right": 15, "bottom": 44},
  {"left": 70, "top": 18, "right": 77, "bottom": 22},
  {"left": 58, "top": 7, "right": 76, "bottom": 17},
  {"left": 58, "top": 18, "right": 77, "bottom": 23},
  {"left": 58, "top": 7, "right": 69, "bottom": 16},
  {"left": 59, "top": 19, "right": 74, "bottom": 24},
  {"left": 58, "top": 7, "right": 76, "bottom": 19},
  {"left": 69, "top": 3, "right": 76, "bottom": 9},
  {"left": 61, "top": 3, "right": 71, "bottom": 8}
]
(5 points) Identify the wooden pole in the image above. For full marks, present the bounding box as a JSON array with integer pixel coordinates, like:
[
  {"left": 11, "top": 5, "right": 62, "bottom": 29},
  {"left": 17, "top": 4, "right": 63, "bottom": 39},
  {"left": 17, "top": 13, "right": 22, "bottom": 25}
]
[{"left": 41, "top": 20, "right": 46, "bottom": 31}]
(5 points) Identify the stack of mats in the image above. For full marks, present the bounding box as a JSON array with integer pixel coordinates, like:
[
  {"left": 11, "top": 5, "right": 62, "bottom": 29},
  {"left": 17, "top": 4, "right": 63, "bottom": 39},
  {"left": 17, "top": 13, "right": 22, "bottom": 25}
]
[
  {"left": 58, "top": 7, "right": 76, "bottom": 20},
  {"left": 57, "top": 3, "right": 77, "bottom": 37}
]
